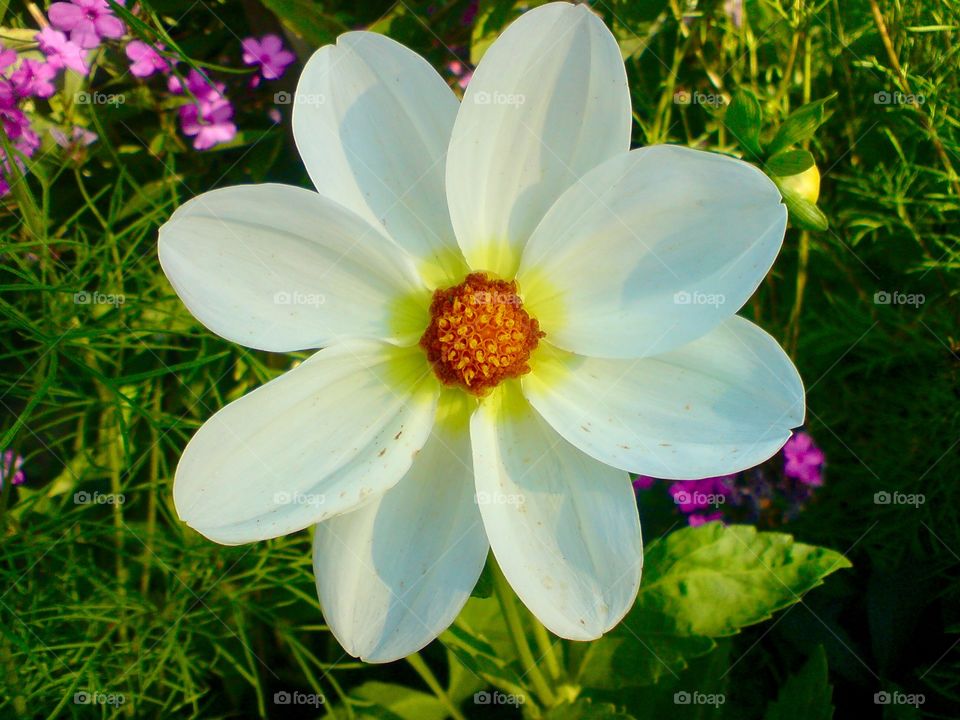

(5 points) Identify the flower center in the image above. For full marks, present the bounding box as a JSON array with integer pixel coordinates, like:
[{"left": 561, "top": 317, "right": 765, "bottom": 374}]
[{"left": 419, "top": 272, "right": 544, "bottom": 395}]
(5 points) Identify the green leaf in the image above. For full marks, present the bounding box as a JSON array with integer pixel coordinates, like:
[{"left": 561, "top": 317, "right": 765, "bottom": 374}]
[
  {"left": 545, "top": 699, "right": 637, "bottom": 719},
  {"left": 259, "top": 0, "right": 346, "bottom": 47},
  {"left": 577, "top": 620, "right": 716, "bottom": 688},
  {"left": 724, "top": 89, "right": 764, "bottom": 156},
  {"left": 441, "top": 600, "right": 526, "bottom": 697},
  {"left": 351, "top": 681, "right": 447, "bottom": 720},
  {"left": 767, "top": 94, "right": 836, "bottom": 156},
  {"left": 637, "top": 524, "right": 851, "bottom": 636},
  {"left": 766, "top": 149, "right": 815, "bottom": 177},
  {"left": 470, "top": 556, "right": 494, "bottom": 599},
  {"left": 579, "top": 524, "right": 850, "bottom": 687},
  {"left": 780, "top": 188, "right": 830, "bottom": 231},
  {"left": 764, "top": 647, "right": 834, "bottom": 720}
]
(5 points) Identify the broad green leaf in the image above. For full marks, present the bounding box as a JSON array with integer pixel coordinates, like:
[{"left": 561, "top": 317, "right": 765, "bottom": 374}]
[
  {"left": 260, "top": 0, "right": 346, "bottom": 47},
  {"left": 764, "top": 647, "right": 834, "bottom": 720},
  {"left": 767, "top": 94, "right": 836, "bottom": 156},
  {"left": 579, "top": 524, "right": 849, "bottom": 687},
  {"left": 577, "top": 616, "right": 716, "bottom": 688},
  {"left": 767, "top": 149, "right": 815, "bottom": 177},
  {"left": 351, "top": 681, "right": 447, "bottom": 720},
  {"left": 636, "top": 524, "right": 850, "bottom": 636},
  {"left": 725, "top": 89, "right": 764, "bottom": 156},
  {"left": 780, "top": 188, "right": 830, "bottom": 231}
]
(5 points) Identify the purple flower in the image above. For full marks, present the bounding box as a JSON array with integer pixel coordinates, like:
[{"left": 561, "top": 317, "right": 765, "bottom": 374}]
[
  {"left": 0, "top": 450, "right": 25, "bottom": 488},
  {"left": 632, "top": 475, "right": 656, "bottom": 491},
  {"left": 51, "top": 125, "right": 98, "bottom": 148},
  {"left": 49, "top": 0, "right": 125, "bottom": 49},
  {"left": 175, "top": 71, "right": 237, "bottom": 150},
  {"left": 461, "top": 0, "right": 478, "bottom": 26},
  {"left": 783, "top": 432, "right": 825, "bottom": 486},
  {"left": 169, "top": 68, "right": 219, "bottom": 100},
  {"left": 125, "top": 40, "right": 169, "bottom": 78},
  {"left": 36, "top": 27, "right": 90, "bottom": 75},
  {"left": 10, "top": 59, "right": 58, "bottom": 99},
  {"left": 1, "top": 107, "right": 38, "bottom": 150},
  {"left": 179, "top": 97, "right": 236, "bottom": 150},
  {"left": 241, "top": 34, "right": 295, "bottom": 86},
  {"left": 668, "top": 476, "right": 734, "bottom": 513},
  {"left": 688, "top": 511, "right": 723, "bottom": 527},
  {"left": 0, "top": 79, "right": 14, "bottom": 110},
  {"left": 446, "top": 60, "right": 473, "bottom": 90},
  {"left": 0, "top": 44, "right": 16, "bottom": 74}
]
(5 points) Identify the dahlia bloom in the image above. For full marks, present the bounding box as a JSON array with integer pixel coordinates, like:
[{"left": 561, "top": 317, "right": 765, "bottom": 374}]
[{"left": 159, "top": 2, "right": 803, "bottom": 662}]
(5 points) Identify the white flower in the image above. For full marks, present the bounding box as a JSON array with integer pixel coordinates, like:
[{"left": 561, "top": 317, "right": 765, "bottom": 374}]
[{"left": 158, "top": 2, "right": 803, "bottom": 663}]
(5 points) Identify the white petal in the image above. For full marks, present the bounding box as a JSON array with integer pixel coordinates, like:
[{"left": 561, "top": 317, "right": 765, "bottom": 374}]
[
  {"left": 523, "top": 316, "right": 805, "bottom": 479},
  {"left": 471, "top": 383, "right": 642, "bottom": 640},
  {"left": 446, "top": 2, "right": 630, "bottom": 277},
  {"left": 293, "top": 32, "right": 466, "bottom": 285},
  {"left": 314, "top": 394, "right": 488, "bottom": 662},
  {"left": 158, "top": 184, "right": 428, "bottom": 352},
  {"left": 517, "top": 145, "right": 788, "bottom": 358},
  {"left": 173, "top": 341, "right": 438, "bottom": 545}
]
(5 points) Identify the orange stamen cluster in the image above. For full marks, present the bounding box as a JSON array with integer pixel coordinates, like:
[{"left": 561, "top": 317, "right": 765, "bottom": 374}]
[{"left": 420, "top": 273, "right": 545, "bottom": 395}]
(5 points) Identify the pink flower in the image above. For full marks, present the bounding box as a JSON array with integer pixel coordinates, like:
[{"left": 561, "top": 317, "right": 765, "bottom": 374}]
[
  {"left": 125, "top": 40, "right": 169, "bottom": 78},
  {"left": 10, "top": 59, "right": 58, "bottom": 99},
  {"left": 51, "top": 125, "right": 98, "bottom": 148},
  {"left": 169, "top": 69, "right": 220, "bottom": 101},
  {"left": 241, "top": 34, "right": 295, "bottom": 86},
  {"left": 783, "top": 432, "right": 825, "bottom": 486},
  {"left": 0, "top": 44, "right": 16, "bottom": 73},
  {"left": 0, "top": 79, "right": 14, "bottom": 110},
  {"left": 179, "top": 96, "right": 237, "bottom": 150},
  {"left": 668, "top": 476, "right": 734, "bottom": 512},
  {"left": 688, "top": 511, "right": 723, "bottom": 527},
  {"left": 446, "top": 60, "right": 473, "bottom": 90},
  {"left": 36, "top": 27, "right": 90, "bottom": 75},
  {"left": 173, "top": 71, "right": 236, "bottom": 150},
  {"left": 49, "top": 0, "right": 125, "bottom": 49},
  {"left": 0, "top": 450, "right": 25, "bottom": 488},
  {"left": 632, "top": 475, "right": 656, "bottom": 491}
]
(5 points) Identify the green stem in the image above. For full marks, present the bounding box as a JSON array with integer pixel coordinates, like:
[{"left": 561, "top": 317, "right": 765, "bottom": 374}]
[
  {"left": 406, "top": 653, "right": 468, "bottom": 720},
  {"left": 531, "top": 618, "right": 563, "bottom": 683},
  {"left": 491, "top": 560, "right": 556, "bottom": 707}
]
